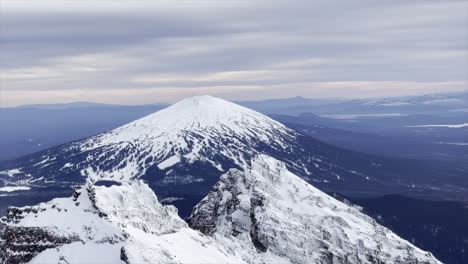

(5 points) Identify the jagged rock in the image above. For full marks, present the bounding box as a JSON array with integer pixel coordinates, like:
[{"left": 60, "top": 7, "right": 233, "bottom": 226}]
[
  {"left": 188, "top": 155, "right": 441, "bottom": 264},
  {"left": 0, "top": 223, "right": 80, "bottom": 264}
]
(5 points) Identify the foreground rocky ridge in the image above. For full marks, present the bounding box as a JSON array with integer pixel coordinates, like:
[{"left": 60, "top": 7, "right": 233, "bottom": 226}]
[
  {"left": 0, "top": 180, "right": 250, "bottom": 264},
  {"left": 1, "top": 155, "right": 440, "bottom": 264},
  {"left": 189, "top": 155, "right": 440, "bottom": 263}
]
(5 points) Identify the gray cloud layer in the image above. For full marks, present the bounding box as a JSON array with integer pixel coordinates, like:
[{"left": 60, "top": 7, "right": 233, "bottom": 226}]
[{"left": 1, "top": 0, "right": 467, "bottom": 106}]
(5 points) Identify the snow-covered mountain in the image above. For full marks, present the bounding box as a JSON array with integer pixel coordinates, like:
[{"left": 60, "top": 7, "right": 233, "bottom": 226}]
[
  {"left": 1, "top": 95, "right": 457, "bottom": 216},
  {"left": 1, "top": 155, "right": 440, "bottom": 264},
  {"left": 1, "top": 96, "right": 297, "bottom": 186},
  {"left": 77, "top": 95, "right": 296, "bottom": 179}
]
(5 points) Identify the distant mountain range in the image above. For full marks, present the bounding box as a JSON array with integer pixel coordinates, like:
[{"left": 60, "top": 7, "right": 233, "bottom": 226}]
[
  {"left": 239, "top": 91, "right": 468, "bottom": 116},
  {"left": 10, "top": 91, "right": 467, "bottom": 114},
  {"left": 14, "top": 102, "right": 125, "bottom": 110}
]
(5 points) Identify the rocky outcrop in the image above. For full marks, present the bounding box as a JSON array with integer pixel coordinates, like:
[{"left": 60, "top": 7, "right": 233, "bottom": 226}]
[
  {"left": 188, "top": 155, "right": 441, "bottom": 264},
  {"left": 0, "top": 183, "right": 125, "bottom": 264},
  {"left": 0, "top": 223, "right": 80, "bottom": 264},
  {"left": 0, "top": 181, "right": 254, "bottom": 264}
]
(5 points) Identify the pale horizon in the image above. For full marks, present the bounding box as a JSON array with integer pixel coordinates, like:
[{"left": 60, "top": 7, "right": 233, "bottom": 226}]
[{"left": 2, "top": 89, "right": 467, "bottom": 108}]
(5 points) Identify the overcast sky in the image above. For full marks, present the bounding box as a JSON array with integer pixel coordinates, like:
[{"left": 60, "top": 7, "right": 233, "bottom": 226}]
[{"left": 1, "top": 0, "right": 467, "bottom": 106}]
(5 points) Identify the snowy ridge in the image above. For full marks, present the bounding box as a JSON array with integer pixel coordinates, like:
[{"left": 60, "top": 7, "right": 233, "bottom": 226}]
[
  {"left": 188, "top": 155, "right": 441, "bottom": 264},
  {"left": 0, "top": 181, "right": 249, "bottom": 264},
  {"left": 0, "top": 179, "right": 290, "bottom": 264},
  {"left": 0, "top": 181, "right": 125, "bottom": 263},
  {"left": 0, "top": 155, "right": 441, "bottom": 263}
]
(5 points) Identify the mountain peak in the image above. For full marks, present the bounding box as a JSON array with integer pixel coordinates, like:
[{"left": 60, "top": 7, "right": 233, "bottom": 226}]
[
  {"left": 176, "top": 94, "right": 223, "bottom": 105},
  {"left": 156, "top": 94, "right": 255, "bottom": 125},
  {"left": 74, "top": 95, "right": 296, "bottom": 181},
  {"left": 97, "top": 94, "right": 289, "bottom": 138}
]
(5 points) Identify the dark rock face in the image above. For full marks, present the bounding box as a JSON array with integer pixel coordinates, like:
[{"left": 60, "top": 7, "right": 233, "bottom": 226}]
[
  {"left": 187, "top": 169, "right": 270, "bottom": 253},
  {"left": 86, "top": 185, "right": 108, "bottom": 218},
  {"left": 120, "top": 247, "right": 130, "bottom": 264},
  {"left": 4, "top": 207, "right": 45, "bottom": 224},
  {"left": 249, "top": 208, "right": 268, "bottom": 253},
  {"left": 0, "top": 222, "right": 80, "bottom": 264}
]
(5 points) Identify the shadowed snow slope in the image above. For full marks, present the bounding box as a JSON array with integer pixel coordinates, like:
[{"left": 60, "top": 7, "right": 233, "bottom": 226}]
[{"left": 0, "top": 155, "right": 441, "bottom": 263}]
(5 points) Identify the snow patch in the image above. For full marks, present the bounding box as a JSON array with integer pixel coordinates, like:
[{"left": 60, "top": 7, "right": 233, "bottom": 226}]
[
  {"left": 0, "top": 169, "right": 22, "bottom": 177},
  {"left": 0, "top": 186, "right": 31, "bottom": 192},
  {"left": 160, "top": 197, "right": 185, "bottom": 203},
  {"left": 157, "top": 155, "right": 181, "bottom": 170}
]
